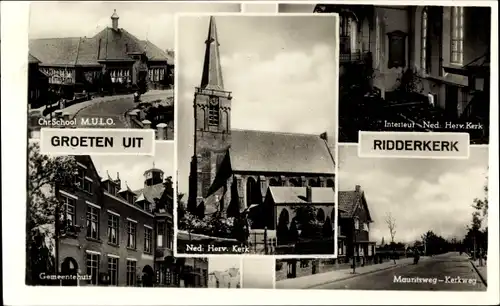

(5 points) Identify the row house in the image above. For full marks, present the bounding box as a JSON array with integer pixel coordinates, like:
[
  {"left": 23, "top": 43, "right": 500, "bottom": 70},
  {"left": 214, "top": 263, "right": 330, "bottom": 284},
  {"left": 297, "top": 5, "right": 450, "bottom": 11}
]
[
  {"left": 29, "top": 10, "right": 174, "bottom": 101},
  {"left": 55, "top": 156, "right": 206, "bottom": 287}
]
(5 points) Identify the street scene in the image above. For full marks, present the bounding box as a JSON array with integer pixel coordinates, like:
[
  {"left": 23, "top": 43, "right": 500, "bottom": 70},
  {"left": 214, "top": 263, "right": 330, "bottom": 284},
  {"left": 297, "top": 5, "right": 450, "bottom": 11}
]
[
  {"left": 276, "top": 145, "right": 488, "bottom": 291},
  {"left": 176, "top": 15, "right": 337, "bottom": 255},
  {"left": 208, "top": 257, "right": 241, "bottom": 289},
  {"left": 27, "top": 2, "right": 241, "bottom": 140},
  {"left": 279, "top": 4, "right": 491, "bottom": 144},
  {"left": 26, "top": 141, "right": 208, "bottom": 287}
]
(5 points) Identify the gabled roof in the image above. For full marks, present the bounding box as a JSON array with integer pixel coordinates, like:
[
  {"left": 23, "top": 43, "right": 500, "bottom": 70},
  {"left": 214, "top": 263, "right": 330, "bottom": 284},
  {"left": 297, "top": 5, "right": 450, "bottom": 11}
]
[
  {"left": 141, "top": 40, "right": 174, "bottom": 64},
  {"left": 28, "top": 53, "right": 41, "bottom": 64},
  {"left": 338, "top": 189, "right": 372, "bottom": 221},
  {"left": 229, "top": 129, "right": 335, "bottom": 174},
  {"left": 29, "top": 28, "right": 171, "bottom": 67},
  {"left": 29, "top": 37, "right": 82, "bottom": 66},
  {"left": 133, "top": 183, "right": 165, "bottom": 204},
  {"left": 268, "top": 187, "right": 336, "bottom": 205}
]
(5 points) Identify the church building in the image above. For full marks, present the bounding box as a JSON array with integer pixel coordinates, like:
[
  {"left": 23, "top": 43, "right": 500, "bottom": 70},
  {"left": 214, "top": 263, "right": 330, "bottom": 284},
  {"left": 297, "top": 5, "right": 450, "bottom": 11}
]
[{"left": 186, "top": 17, "right": 336, "bottom": 245}]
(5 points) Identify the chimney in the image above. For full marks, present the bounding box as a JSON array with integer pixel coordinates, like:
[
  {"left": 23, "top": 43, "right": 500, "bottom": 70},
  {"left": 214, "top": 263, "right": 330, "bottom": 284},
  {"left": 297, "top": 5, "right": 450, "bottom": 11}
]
[
  {"left": 355, "top": 185, "right": 361, "bottom": 193},
  {"left": 111, "top": 9, "right": 119, "bottom": 30},
  {"left": 306, "top": 186, "right": 312, "bottom": 203}
]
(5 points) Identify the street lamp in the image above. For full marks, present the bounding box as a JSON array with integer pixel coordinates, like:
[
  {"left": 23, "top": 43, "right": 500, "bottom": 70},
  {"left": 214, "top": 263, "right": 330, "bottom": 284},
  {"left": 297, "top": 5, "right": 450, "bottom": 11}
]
[{"left": 352, "top": 218, "right": 359, "bottom": 274}]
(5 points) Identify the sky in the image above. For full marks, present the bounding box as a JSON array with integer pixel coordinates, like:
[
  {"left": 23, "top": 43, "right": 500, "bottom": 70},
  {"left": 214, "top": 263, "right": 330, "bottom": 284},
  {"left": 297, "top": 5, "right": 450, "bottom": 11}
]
[
  {"left": 338, "top": 145, "right": 489, "bottom": 244},
  {"left": 90, "top": 142, "right": 174, "bottom": 192},
  {"left": 241, "top": 258, "right": 274, "bottom": 288},
  {"left": 177, "top": 15, "right": 338, "bottom": 193},
  {"left": 208, "top": 257, "right": 241, "bottom": 273},
  {"left": 28, "top": 2, "right": 241, "bottom": 50}
]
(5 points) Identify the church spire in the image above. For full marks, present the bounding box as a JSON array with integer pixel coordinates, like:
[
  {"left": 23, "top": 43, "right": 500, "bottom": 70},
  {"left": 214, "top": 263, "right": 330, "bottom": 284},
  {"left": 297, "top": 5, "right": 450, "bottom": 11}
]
[{"left": 200, "top": 16, "right": 224, "bottom": 91}]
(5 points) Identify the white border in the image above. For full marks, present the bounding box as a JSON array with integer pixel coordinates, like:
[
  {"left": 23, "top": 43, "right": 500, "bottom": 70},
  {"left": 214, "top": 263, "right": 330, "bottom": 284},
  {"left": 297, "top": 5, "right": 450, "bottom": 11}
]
[
  {"left": 357, "top": 131, "right": 471, "bottom": 160},
  {"left": 2, "top": 1, "right": 498, "bottom": 306},
  {"left": 173, "top": 12, "right": 340, "bottom": 259}
]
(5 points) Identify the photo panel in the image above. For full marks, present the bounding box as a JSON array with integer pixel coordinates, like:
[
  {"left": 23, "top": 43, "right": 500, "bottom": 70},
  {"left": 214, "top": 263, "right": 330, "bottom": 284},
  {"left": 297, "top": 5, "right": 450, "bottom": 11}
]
[
  {"left": 26, "top": 1, "right": 241, "bottom": 141},
  {"left": 207, "top": 257, "right": 242, "bottom": 288},
  {"left": 26, "top": 140, "right": 213, "bottom": 288},
  {"left": 276, "top": 144, "right": 489, "bottom": 291},
  {"left": 279, "top": 3, "right": 491, "bottom": 144},
  {"left": 241, "top": 257, "right": 275, "bottom": 289},
  {"left": 175, "top": 13, "right": 339, "bottom": 256}
]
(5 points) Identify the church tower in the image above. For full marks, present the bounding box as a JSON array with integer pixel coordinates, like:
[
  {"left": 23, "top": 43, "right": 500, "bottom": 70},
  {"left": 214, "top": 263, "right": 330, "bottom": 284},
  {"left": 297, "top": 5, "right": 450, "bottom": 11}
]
[{"left": 188, "top": 16, "right": 233, "bottom": 212}]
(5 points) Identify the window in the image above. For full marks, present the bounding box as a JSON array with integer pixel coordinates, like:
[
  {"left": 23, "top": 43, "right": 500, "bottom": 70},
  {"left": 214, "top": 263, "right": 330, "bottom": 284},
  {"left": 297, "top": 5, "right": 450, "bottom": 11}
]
[
  {"left": 166, "top": 224, "right": 173, "bottom": 249},
  {"left": 354, "top": 218, "right": 359, "bottom": 230},
  {"left": 126, "top": 260, "right": 136, "bottom": 286},
  {"left": 451, "top": 6, "right": 464, "bottom": 65},
  {"left": 83, "top": 177, "right": 92, "bottom": 194},
  {"left": 75, "top": 168, "right": 84, "bottom": 189},
  {"left": 363, "top": 222, "right": 369, "bottom": 231},
  {"left": 86, "top": 252, "right": 100, "bottom": 285},
  {"left": 165, "top": 268, "right": 172, "bottom": 285},
  {"left": 108, "top": 257, "right": 118, "bottom": 286},
  {"left": 107, "top": 183, "right": 117, "bottom": 195},
  {"left": 144, "top": 226, "right": 153, "bottom": 253},
  {"left": 208, "top": 97, "right": 220, "bottom": 126},
  {"left": 107, "top": 214, "right": 119, "bottom": 245},
  {"left": 127, "top": 221, "right": 137, "bottom": 249},
  {"left": 86, "top": 206, "right": 99, "bottom": 240},
  {"left": 157, "top": 222, "right": 165, "bottom": 248},
  {"left": 61, "top": 195, "right": 76, "bottom": 229},
  {"left": 421, "top": 8, "right": 428, "bottom": 73}
]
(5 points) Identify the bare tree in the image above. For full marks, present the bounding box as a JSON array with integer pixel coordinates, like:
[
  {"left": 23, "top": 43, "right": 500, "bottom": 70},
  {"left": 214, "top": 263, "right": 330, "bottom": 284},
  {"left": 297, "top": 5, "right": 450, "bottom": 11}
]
[{"left": 385, "top": 212, "right": 397, "bottom": 243}]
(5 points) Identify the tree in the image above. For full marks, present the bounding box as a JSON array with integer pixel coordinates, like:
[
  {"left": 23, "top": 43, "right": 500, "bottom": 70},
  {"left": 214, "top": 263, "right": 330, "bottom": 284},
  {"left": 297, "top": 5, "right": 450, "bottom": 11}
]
[
  {"left": 385, "top": 212, "right": 397, "bottom": 243},
  {"left": 26, "top": 142, "right": 78, "bottom": 285}
]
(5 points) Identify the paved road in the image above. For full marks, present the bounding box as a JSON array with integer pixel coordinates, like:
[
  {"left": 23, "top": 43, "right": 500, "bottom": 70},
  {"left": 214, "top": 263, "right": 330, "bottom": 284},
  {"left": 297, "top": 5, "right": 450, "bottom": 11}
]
[
  {"left": 72, "top": 91, "right": 171, "bottom": 128},
  {"left": 312, "top": 253, "right": 486, "bottom": 291}
]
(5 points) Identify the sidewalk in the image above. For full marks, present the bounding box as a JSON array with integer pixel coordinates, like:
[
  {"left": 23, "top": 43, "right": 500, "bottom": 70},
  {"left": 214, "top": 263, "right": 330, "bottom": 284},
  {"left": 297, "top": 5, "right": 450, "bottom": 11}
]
[
  {"left": 275, "top": 257, "right": 418, "bottom": 289},
  {"left": 30, "top": 89, "right": 174, "bottom": 119},
  {"left": 470, "top": 259, "right": 488, "bottom": 285}
]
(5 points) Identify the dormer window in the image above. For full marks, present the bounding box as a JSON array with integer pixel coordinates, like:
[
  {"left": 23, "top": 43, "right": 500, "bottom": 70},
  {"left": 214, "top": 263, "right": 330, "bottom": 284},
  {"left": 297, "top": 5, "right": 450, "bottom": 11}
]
[
  {"left": 354, "top": 217, "right": 359, "bottom": 230},
  {"left": 107, "top": 182, "right": 116, "bottom": 195}
]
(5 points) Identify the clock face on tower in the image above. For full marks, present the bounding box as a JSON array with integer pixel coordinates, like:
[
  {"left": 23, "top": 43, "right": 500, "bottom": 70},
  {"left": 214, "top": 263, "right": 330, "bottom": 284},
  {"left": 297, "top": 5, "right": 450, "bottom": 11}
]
[{"left": 209, "top": 97, "right": 219, "bottom": 105}]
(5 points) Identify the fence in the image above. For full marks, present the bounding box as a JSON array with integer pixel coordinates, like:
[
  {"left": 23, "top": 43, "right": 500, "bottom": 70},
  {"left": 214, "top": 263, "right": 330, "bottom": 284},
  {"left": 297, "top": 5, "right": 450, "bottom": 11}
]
[{"left": 247, "top": 229, "right": 277, "bottom": 255}]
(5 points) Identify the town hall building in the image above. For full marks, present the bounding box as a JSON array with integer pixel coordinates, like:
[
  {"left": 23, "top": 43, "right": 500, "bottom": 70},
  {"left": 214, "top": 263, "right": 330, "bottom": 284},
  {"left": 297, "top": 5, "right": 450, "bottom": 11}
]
[{"left": 185, "top": 17, "right": 336, "bottom": 251}]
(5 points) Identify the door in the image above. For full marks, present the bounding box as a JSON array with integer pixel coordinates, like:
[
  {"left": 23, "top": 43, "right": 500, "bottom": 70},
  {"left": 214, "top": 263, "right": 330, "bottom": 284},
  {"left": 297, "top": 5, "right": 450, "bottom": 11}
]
[
  {"left": 445, "top": 85, "right": 459, "bottom": 119},
  {"left": 286, "top": 261, "right": 296, "bottom": 279}
]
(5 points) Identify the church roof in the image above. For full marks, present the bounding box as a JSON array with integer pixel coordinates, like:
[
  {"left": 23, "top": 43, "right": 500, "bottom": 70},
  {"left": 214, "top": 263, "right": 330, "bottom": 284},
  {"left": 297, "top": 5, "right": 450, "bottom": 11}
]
[
  {"left": 268, "top": 187, "right": 336, "bottom": 204},
  {"left": 28, "top": 53, "right": 41, "bottom": 64},
  {"left": 229, "top": 129, "right": 335, "bottom": 174}
]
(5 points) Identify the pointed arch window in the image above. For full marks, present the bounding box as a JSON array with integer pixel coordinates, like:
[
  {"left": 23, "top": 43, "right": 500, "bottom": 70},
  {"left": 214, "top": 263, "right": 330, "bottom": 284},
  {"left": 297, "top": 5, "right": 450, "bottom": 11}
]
[
  {"left": 450, "top": 6, "right": 464, "bottom": 65},
  {"left": 421, "top": 8, "right": 429, "bottom": 73},
  {"left": 208, "top": 97, "right": 220, "bottom": 126}
]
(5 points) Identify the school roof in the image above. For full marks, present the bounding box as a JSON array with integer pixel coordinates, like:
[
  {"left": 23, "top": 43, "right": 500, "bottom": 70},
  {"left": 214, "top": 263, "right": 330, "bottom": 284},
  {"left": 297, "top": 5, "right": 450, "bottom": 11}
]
[{"left": 29, "top": 28, "right": 173, "bottom": 67}]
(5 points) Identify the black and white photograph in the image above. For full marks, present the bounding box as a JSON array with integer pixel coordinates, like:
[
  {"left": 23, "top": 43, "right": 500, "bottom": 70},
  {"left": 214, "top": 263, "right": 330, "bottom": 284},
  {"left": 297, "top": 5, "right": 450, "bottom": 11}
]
[
  {"left": 241, "top": 257, "right": 275, "bottom": 289},
  {"left": 276, "top": 144, "right": 488, "bottom": 291},
  {"left": 26, "top": 141, "right": 209, "bottom": 287},
  {"left": 27, "top": 2, "right": 241, "bottom": 140},
  {"left": 207, "top": 257, "right": 242, "bottom": 288},
  {"left": 176, "top": 14, "right": 338, "bottom": 255},
  {"left": 279, "top": 4, "right": 491, "bottom": 144}
]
